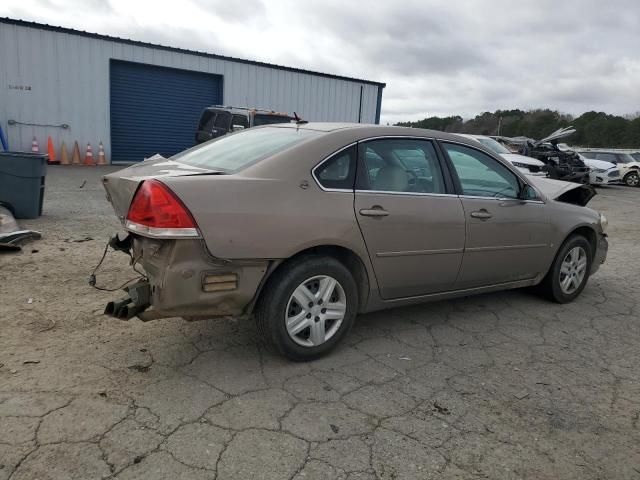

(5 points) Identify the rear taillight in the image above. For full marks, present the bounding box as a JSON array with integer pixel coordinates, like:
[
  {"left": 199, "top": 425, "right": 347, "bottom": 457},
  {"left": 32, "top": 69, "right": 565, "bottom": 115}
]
[{"left": 125, "top": 180, "right": 199, "bottom": 238}]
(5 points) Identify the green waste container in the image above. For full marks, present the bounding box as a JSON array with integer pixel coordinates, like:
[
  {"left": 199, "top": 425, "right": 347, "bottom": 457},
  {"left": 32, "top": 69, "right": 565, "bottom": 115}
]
[{"left": 0, "top": 152, "right": 48, "bottom": 219}]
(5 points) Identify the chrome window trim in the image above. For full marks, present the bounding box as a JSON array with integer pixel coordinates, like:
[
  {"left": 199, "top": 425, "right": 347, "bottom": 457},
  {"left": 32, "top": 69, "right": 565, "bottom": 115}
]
[
  {"left": 459, "top": 194, "right": 545, "bottom": 204},
  {"left": 355, "top": 189, "right": 458, "bottom": 198}
]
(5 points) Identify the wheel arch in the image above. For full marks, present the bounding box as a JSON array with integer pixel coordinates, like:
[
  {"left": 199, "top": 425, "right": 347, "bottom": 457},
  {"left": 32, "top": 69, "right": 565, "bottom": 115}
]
[
  {"left": 246, "top": 244, "right": 371, "bottom": 315},
  {"left": 559, "top": 225, "right": 598, "bottom": 263}
]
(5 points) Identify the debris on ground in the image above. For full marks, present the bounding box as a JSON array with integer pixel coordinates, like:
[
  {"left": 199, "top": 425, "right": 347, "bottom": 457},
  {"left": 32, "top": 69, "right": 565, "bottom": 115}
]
[
  {"left": 23, "top": 359, "right": 40, "bottom": 364},
  {"left": 0, "top": 206, "right": 42, "bottom": 252},
  {"left": 128, "top": 365, "right": 151, "bottom": 373},
  {"left": 65, "top": 236, "right": 94, "bottom": 243},
  {"left": 514, "top": 390, "right": 530, "bottom": 400},
  {"left": 433, "top": 401, "right": 451, "bottom": 415}
]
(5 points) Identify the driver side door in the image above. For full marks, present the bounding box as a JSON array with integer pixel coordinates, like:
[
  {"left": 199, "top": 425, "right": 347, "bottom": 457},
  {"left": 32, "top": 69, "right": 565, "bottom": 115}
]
[{"left": 441, "top": 142, "right": 553, "bottom": 289}]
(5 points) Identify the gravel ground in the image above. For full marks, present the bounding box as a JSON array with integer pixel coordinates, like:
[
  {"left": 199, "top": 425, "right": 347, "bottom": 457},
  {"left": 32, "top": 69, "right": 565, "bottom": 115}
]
[{"left": 1, "top": 166, "right": 639, "bottom": 480}]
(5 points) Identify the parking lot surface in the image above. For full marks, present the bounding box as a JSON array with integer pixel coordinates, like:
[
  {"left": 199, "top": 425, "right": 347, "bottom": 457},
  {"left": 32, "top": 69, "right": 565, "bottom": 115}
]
[{"left": 1, "top": 166, "right": 639, "bottom": 479}]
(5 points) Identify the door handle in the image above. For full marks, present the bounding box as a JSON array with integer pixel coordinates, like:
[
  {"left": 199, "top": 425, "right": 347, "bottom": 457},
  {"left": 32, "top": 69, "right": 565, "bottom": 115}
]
[
  {"left": 359, "top": 206, "right": 389, "bottom": 217},
  {"left": 470, "top": 209, "right": 492, "bottom": 219}
]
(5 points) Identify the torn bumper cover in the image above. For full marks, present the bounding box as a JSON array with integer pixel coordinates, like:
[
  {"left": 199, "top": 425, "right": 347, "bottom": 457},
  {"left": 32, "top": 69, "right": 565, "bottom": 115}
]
[{"left": 103, "top": 235, "right": 270, "bottom": 322}]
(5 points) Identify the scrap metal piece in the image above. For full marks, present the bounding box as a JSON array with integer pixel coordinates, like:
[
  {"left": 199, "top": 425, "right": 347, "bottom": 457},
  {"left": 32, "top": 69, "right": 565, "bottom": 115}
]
[
  {"left": 0, "top": 206, "right": 18, "bottom": 234},
  {"left": 0, "top": 230, "right": 42, "bottom": 245}
]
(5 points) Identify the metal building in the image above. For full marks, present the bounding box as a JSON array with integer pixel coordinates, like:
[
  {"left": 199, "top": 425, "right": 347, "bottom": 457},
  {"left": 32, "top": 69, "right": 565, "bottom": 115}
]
[{"left": 0, "top": 18, "right": 385, "bottom": 163}]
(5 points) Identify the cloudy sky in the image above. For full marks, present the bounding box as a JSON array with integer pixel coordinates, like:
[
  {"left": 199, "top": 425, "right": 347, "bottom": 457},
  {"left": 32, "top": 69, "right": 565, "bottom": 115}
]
[{"left": 2, "top": 0, "right": 639, "bottom": 124}]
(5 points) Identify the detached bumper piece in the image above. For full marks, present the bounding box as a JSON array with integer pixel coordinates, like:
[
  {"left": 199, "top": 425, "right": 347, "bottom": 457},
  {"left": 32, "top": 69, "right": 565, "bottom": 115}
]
[{"left": 105, "top": 280, "right": 151, "bottom": 320}]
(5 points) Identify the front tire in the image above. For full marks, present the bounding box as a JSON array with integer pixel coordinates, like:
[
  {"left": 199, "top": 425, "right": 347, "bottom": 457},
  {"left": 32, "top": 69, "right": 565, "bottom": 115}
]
[
  {"left": 538, "top": 235, "right": 592, "bottom": 303},
  {"left": 255, "top": 255, "right": 358, "bottom": 361},
  {"left": 623, "top": 171, "right": 639, "bottom": 187}
]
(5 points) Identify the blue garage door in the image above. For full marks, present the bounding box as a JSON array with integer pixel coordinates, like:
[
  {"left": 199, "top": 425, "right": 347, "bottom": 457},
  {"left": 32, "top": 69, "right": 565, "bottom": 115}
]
[{"left": 110, "top": 60, "right": 222, "bottom": 162}]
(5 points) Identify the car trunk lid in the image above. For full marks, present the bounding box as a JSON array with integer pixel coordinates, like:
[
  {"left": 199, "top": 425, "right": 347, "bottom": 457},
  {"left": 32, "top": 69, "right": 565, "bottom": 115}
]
[{"left": 102, "top": 154, "right": 224, "bottom": 220}]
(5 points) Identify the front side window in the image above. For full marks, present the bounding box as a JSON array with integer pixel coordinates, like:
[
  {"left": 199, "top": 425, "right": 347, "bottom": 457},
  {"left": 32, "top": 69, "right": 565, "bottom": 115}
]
[
  {"left": 442, "top": 143, "right": 521, "bottom": 199},
  {"left": 357, "top": 139, "right": 446, "bottom": 194},
  {"left": 315, "top": 145, "right": 356, "bottom": 190}
]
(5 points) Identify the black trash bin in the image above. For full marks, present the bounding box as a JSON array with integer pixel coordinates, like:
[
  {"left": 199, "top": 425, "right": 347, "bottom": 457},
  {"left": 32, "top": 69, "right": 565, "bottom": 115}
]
[{"left": 0, "top": 152, "right": 48, "bottom": 219}]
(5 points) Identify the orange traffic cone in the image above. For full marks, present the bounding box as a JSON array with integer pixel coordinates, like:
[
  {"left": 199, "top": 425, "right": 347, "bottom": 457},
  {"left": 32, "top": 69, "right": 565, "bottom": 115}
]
[
  {"left": 47, "top": 136, "right": 59, "bottom": 165},
  {"left": 83, "top": 143, "right": 95, "bottom": 166},
  {"left": 71, "top": 141, "right": 82, "bottom": 165},
  {"left": 31, "top": 136, "right": 39, "bottom": 153},
  {"left": 97, "top": 141, "right": 107, "bottom": 165},
  {"left": 60, "top": 141, "right": 70, "bottom": 165}
]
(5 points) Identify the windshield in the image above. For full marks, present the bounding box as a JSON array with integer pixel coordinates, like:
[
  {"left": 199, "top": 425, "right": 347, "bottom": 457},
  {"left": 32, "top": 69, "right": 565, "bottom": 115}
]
[
  {"left": 254, "top": 114, "right": 294, "bottom": 126},
  {"left": 477, "top": 137, "right": 511, "bottom": 155},
  {"left": 173, "top": 127, "right": 319, "bottom": 172},
  {"left": 617, "top": 153, "right": 635, "bottom": 163}
]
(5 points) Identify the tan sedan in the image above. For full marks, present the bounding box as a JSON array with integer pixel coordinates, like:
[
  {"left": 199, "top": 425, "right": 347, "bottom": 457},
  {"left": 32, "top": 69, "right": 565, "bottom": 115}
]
[{"left": 102, "top": 123, "right": 608, "bottom": 360}]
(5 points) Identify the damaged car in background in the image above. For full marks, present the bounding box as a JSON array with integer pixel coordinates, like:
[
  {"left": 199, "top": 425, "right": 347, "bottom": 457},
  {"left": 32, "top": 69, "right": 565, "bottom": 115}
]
[
  {"left": 495, "top": 127, "right": 591, "bottom": 184},
  {"left": 100, "top": 124, "right": 608, "bottom": 360},
  {"left": 457, "top": 134, "right": 547, "bottom": 177}
]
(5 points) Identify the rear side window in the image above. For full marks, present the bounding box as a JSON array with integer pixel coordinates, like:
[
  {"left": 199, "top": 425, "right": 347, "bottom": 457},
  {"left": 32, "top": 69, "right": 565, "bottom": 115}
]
[
  {"left": 174, "top": 127, "right": 320, "bottom": 172},
  {"left": 232, "top": 114, "right": 249, "bottom": 129},
  {"left": 314, "top": 145, "right": 356, "bottom": 190}
]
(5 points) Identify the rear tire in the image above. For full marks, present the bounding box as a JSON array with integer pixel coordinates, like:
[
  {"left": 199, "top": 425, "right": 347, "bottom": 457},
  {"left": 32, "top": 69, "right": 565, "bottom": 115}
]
[
  {"left": 623, "top": 171, "right": 639, "bottom": 187},
  {"left": 538, "top": 235, "right": 592, "bottom": 303},
  {"left": 255, "top": 255, "right": 358, "bottom": 361}
]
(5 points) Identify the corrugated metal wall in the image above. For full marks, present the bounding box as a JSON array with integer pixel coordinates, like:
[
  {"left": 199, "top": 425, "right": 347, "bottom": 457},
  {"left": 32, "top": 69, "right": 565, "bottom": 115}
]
[{"left": 0, "top": 21, "right": 382, "bottom": 161}]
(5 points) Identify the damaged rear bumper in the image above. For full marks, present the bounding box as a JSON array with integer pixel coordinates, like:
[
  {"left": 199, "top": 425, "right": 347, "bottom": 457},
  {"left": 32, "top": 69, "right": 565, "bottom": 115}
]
[{"left": 104, "top": 235, "right": 271, "bottom": 321}]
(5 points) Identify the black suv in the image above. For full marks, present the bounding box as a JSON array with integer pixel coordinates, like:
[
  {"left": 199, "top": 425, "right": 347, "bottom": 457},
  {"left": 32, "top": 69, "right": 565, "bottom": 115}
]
[{"left": 195, "top": 106, "right": 295, "bottom": 144}]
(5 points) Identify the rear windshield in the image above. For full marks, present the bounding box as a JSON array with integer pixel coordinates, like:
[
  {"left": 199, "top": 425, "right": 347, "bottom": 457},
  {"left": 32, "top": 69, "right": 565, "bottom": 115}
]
[
  {"left": 254, "top": 114, "right": 293, "bottom": 126},
  {"left": 173, "top": 127, "right": 319, "bottom": 172}
]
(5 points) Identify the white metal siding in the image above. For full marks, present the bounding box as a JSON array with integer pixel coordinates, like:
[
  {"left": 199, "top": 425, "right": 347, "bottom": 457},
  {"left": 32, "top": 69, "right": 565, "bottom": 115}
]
[{"left": 0, "top": 22, "right": 382, "bottom": 161}]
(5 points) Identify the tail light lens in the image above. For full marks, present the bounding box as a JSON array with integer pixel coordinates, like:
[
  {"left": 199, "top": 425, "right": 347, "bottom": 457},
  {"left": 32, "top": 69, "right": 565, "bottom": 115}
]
[{"left": 125, "top": 180, "right": 199, "bottom": 238}]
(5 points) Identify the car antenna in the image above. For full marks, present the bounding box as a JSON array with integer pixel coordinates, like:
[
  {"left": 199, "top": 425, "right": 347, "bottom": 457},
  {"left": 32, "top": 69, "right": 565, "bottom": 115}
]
[{"left": 293, "top": 112, "right": 308, "bottom": 125}]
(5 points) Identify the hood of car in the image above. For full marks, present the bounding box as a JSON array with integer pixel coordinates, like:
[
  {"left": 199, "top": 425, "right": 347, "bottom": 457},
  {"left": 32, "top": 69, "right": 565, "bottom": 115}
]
[
  {"left": 534, "top": 127, "right": 576, "bottom": 146},
  {"left": 527, "top": 176, "right": 596, "bottom": 206},
  {"left": 501, "top": 153, "right": 545, "bottom": 167},
  {"left": 583, "top": 159, "right": 615, "bottom": 171}
]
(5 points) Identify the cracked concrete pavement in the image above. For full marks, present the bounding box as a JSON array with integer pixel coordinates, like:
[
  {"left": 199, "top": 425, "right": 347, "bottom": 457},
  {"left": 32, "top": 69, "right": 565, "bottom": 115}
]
[{"left": 0, "top": 166, "right": 639, "bottom": 479}]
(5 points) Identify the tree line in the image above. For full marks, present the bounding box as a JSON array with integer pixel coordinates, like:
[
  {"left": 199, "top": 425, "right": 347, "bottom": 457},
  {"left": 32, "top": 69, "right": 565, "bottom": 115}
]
[{"left": 395, "top": 109, "right": 640, "bottom": 148}]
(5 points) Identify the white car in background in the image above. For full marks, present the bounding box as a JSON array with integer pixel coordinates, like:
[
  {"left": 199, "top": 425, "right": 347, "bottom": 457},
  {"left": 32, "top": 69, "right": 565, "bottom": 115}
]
[
  {"left": 579, "top": 157, "right": 622, "bottom": 186},
  {"left": 579, "top": 151, "right": 640, "bottom": 187},
  {"left": 457, "top": 134, "right": 547, "bottom": 177}
]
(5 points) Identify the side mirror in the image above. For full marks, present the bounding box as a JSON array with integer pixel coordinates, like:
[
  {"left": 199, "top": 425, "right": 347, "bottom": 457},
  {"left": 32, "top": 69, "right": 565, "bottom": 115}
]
[
  {"left": 232, "top": 125, "right": 245, "bottom": 132},
  {"left": 518, "top": 184, "right": 537, "bottom": 201}
]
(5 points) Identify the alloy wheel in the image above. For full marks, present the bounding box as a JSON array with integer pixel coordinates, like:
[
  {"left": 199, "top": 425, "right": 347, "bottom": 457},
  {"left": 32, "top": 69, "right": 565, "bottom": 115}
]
[
  {"left": 285, "top": 275, "right": 346, "bottom": 347},
  {"left": 559, "top": 246, "right": 587, "bottom": 295},
  {"left": 625, "top": 172, "right": 639, "bottom": 187}
]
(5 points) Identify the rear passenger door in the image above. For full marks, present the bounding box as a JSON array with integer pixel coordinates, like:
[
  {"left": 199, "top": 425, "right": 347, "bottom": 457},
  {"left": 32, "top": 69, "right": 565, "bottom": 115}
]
[{"left": 354, "top": 138, "right": 466, "bottom": 299}]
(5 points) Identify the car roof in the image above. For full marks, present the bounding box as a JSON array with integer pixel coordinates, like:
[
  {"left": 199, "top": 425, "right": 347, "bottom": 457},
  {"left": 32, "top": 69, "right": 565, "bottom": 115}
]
[
  {"left": 457, "top": 133, "right": 491, "bottom": 140},
  {"left": 266, "top": 122, "right": 482, "bottom": 143}
]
